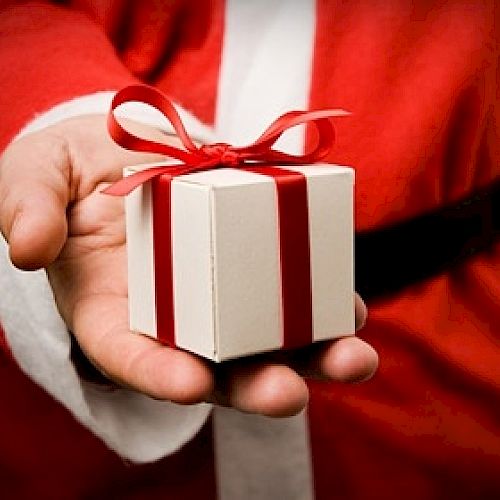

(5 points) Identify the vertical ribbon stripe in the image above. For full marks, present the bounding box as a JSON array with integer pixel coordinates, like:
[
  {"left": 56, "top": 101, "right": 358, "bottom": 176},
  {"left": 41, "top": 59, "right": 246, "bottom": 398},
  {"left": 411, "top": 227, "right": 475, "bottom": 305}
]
[
  {"left": 152, "top": 175, "right": 175, "bottom": 346},
  {"left": 245, "top": 166, "right": 313, "bottom": 349}
]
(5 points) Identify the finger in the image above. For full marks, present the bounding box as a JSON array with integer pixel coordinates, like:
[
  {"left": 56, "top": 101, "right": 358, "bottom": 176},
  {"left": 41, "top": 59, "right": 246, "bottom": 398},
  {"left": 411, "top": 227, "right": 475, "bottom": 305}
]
[
  {"left": 213, "top": 361, "right": 309, "bottom": 417},
  {"left": 0, "top": 133, "right": 70, "bottom": 269},
  {"left": 315, "top": 336, "right": 378, "bottom": 382},
  {"left": 72, "top": 294, "right": 214, "bottom": 404},
  {"left": 54, "top": 114, "right": 186, "bottom": 187},
  {"left": 355, "top": 292, "right": 368, "bottom": 331}
]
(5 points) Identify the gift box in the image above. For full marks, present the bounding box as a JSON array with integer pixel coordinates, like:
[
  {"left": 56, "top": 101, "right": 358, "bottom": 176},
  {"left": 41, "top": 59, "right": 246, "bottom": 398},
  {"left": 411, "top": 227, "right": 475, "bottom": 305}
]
[
  {"left": 125, "top": 162, "right": 354, "bottom": 362},
  {"left": 105, "top": 84, "right": 355, "bottom": 361}
]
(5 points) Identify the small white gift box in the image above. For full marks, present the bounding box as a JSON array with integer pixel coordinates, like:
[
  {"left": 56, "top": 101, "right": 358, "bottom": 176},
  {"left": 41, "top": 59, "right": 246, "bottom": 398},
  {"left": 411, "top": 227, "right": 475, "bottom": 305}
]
[{"left": 126, "top": 163, "right": 354, "bottom": 362}]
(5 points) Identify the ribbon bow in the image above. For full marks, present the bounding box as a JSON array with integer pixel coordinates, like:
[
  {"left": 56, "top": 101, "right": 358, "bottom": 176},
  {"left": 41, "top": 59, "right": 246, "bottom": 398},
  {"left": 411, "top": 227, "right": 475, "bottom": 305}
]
[{"left": 103, "top": 84, "right": 348, "bottom": 195}]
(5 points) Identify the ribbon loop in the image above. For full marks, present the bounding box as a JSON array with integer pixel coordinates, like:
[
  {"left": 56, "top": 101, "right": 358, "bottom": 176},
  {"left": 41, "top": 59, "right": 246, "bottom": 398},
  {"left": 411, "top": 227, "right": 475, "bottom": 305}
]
[{"left": 104, "top": 84, "right": 348, "bottom": 195}]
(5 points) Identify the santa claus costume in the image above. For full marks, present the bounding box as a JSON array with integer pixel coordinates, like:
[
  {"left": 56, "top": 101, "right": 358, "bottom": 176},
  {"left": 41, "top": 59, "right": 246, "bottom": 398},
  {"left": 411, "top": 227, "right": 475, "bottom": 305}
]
[{"left": 0, "top": 1, "right": 499, "bottom": 498}]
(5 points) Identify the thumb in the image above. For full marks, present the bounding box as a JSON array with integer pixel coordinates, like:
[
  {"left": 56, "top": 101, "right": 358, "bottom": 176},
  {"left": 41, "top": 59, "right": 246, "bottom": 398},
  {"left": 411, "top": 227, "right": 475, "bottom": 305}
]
[{"left": 0, "top": 132, "right": 71, "bottom": 270}]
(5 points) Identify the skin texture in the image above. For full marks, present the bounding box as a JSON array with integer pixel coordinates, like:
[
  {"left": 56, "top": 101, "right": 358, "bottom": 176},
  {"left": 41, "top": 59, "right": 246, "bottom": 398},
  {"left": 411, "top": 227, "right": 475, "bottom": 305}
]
[{"left": 0, "top": 115, "right": 378, "bottom": 417}]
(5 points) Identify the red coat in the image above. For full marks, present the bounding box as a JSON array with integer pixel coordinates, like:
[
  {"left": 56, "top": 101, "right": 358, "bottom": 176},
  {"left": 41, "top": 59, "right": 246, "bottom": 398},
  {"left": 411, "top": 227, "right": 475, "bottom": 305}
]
[{"left": 0, "top": 1, "right": 499, "bottom": 498}]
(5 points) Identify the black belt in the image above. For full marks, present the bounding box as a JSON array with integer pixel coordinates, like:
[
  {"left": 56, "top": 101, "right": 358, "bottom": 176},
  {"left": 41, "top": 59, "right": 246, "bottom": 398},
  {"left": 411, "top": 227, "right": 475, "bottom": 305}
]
[{"left": 355, "top": 179, "right": 500, "bottom": 299}]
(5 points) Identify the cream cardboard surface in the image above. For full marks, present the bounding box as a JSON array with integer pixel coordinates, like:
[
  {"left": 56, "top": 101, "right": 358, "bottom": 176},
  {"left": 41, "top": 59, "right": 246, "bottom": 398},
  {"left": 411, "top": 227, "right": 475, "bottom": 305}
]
[{"left": 125, "top": 163, "right": 354, "bottom": 362}]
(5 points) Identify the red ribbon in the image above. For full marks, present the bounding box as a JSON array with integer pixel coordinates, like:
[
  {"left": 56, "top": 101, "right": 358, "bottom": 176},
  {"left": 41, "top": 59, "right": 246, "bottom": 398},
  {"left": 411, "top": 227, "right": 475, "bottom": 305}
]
[{"left": 105, "top": 84, "right": 346, "bottom": 351}]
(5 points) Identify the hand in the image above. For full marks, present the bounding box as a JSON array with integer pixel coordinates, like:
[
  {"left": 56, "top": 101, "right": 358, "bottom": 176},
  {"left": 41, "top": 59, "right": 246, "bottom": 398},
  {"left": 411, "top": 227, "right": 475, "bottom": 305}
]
[{"left": 0, "top": 115, "right": 378, "bottom": 417}]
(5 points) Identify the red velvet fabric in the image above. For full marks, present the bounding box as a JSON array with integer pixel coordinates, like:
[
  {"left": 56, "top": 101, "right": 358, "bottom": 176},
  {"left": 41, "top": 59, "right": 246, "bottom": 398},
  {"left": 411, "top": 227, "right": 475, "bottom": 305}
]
[
  {"left": 307, "top": 3, "right": 500, "bottom": 498},
  {"left": 0, "top": 1, "right": 498, "bottom": 498},
  {"left": 0, "top": 331, "right": 217, "bottom": 499}
]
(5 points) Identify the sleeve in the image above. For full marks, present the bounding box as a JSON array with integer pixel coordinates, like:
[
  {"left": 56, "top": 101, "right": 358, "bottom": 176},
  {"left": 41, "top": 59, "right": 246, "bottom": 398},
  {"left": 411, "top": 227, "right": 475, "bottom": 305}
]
[
  {"left": 0, "top": 2, "right": 214, "bottom": 462},
  {"left": 0, "top": 1, "right": 135, "bottom": 149}
]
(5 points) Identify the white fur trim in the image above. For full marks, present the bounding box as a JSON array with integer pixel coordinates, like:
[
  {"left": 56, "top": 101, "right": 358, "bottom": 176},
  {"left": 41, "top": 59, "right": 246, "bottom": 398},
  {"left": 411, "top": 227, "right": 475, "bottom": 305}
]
[
  {"left": 0, "top": 235, "right": 212, "bottom": 461},
  {"left": 1, "top": 92, "right": 216, "bottom": 462},
  {"left": 214, "top": 408, "right": 314, "bottom": 500},
  {"left": 213, "top": 1, "right": 316, "bottom": 498},
  {"left": 17, "top": 90, "right": 216, "bottom": 143},
  {"left": 215, "top": 0, "right": 315, "bottom": 154}
]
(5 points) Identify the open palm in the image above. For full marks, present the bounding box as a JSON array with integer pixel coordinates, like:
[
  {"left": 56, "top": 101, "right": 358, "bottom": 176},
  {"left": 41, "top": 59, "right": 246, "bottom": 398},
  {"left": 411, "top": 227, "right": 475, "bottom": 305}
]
[{"left": 0, "top": 115, "right": 378, "bottom": 417}]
